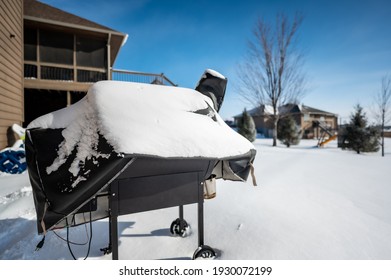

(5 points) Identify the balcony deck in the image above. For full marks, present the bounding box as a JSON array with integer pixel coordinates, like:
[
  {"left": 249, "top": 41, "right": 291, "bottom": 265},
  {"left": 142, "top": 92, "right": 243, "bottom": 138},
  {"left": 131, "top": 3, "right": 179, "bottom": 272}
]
[{"left": 24, "top": 65, "right": 176, "bottom": 92}]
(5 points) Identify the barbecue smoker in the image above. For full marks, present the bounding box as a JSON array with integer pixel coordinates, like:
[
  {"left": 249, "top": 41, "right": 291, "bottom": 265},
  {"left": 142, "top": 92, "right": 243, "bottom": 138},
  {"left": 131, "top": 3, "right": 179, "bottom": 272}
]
[{"left": 26, "top": 70, "right": 256, "bottom": 260}]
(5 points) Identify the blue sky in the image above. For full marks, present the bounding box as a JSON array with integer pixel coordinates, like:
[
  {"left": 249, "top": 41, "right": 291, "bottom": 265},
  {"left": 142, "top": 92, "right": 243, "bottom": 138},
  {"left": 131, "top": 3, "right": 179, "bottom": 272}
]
[{"left": 41, "top": 0, "right": 391, "bottom": 122}]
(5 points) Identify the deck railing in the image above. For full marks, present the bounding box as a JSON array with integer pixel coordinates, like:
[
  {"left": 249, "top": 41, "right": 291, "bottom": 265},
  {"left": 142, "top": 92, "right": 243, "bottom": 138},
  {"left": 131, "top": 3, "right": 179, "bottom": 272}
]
[
  {"left": 111, "top": 69, "right": 177, "bottom": 86},
  {"left": 24, "top": 64, "right": 177, "bottom": 87}
]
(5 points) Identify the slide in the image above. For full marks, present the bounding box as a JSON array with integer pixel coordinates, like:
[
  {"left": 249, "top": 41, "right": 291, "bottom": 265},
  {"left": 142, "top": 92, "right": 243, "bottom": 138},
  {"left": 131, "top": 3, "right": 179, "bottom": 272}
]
[{"left": 319, "top": 134, "right": 337, "bottom": 147}]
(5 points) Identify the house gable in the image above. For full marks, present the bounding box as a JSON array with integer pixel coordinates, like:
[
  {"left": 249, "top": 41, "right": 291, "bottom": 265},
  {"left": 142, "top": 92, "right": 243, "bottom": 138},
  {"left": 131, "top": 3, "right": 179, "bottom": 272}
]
[{"left": 23, "top": 0, "right": 127, "bottom": 67}]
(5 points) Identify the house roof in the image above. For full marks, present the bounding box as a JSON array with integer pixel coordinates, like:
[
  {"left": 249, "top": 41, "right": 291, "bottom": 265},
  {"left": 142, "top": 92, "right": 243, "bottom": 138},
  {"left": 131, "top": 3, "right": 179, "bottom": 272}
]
[
  {"left": 235, "top": 103, "right": 337, "bottom": 118},
  {"left": 247, "top": 106, "right": 267, "bottom": 117},
  {"left": 23, "top": 0, "right": 127, "bottom": 66},
  {"left": 24, "top": 0, "right": 116, "bottom": 32},
  {"left": 301, "top": 105, "right": 337, "bottom": 116},
  {"left": 233, "top": 105, "right": 274, "bottom": 118}
]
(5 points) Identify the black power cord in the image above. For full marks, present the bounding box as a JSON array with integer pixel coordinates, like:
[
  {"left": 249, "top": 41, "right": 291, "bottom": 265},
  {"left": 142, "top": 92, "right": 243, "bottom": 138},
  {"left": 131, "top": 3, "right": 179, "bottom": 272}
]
[
  {"left": 65, "top": 205, "right": 93, "bottom": 260},
  {"left": 53, "top": 220, "right": 90, "bottom": 246}
]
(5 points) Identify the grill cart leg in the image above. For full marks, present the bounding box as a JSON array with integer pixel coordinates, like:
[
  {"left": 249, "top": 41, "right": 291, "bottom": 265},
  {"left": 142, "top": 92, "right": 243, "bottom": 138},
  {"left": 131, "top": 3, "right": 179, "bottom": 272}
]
[
  {"left": 101, "top": 183, "right": 119, "bottom": 260},
  {"left": 110, "top": 213, "right": 119, "bottom": 260},
  {"left": 100, "top": 216, "right": 113, "bottom": 255},
  {"left": 179, "top": 204, "right": 184, "bottom": 222},
  {"left": 192, "top": 182, "right": 216, "bottom": 260},
  {"left": 110, "top": 184, "right": 120, "bottom": 260},
  {"left": 170, "top": 205, "right": 190, "bottom": 237}
]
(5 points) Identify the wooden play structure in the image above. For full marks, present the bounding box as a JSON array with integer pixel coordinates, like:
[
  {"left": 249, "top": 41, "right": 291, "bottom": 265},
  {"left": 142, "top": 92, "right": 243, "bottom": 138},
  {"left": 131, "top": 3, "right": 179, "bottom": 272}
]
[{"left": 312, "top": 121, "right": 337, "bottom": 147}]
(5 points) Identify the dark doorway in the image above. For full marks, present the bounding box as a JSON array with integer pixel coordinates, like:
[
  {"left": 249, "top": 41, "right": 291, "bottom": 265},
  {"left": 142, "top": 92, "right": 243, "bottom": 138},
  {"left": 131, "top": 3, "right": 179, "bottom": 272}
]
[
  {"left": 24, "top": 89, "right": 67, "bottom": 127},
  {"left": 71, "top": 91, "right": 87, "bottom": 104}
]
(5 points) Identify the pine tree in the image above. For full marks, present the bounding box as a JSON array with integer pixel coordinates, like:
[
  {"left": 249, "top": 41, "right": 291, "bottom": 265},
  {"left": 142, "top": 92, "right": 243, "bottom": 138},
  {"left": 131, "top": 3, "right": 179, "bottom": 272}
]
[
  {"left": 237, "top": 109, "right": 257, "bottom": 142},
  {"left": 344, "top": 104, "right": 380, "bottom": 154},
  {"left": 277, "top": 115, "right": 301, "bottom": 147}
]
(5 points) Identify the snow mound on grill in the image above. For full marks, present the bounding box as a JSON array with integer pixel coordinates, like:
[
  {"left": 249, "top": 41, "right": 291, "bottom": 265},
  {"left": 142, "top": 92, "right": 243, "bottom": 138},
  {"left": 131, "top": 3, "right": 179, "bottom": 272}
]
[{"left": 28, "top": 81, "right": 254, "bottom": 159}]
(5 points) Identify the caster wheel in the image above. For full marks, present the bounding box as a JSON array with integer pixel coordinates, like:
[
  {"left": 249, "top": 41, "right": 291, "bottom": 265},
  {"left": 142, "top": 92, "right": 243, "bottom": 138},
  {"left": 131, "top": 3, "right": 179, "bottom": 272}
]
[
  {"left": 193, "top": 245, "right": 216, "bottom": 260},
  {"left": 100, "top": 245, "right": 112, "bottom": 255},
  {"left": 170, "top": 218, "right": 190, "bottom": 237}
]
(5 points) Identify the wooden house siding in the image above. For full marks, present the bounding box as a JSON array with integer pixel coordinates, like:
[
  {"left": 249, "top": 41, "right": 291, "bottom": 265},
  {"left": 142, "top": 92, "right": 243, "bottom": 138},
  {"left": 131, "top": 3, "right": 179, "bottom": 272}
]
[{"left": 0, "top": 0, "right": 24, "bottom": 149}]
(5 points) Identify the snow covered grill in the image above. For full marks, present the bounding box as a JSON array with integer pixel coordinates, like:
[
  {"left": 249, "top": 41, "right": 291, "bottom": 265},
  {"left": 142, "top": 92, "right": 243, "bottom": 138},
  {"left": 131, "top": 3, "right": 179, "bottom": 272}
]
[{"left": 25, "top": 70, "right": 256, "bottom": 259}]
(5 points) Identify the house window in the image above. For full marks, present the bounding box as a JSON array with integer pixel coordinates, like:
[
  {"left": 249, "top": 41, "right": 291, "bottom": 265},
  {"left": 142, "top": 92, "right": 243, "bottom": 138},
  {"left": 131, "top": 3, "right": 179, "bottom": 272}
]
[
  {"left": 77, "top": 69, "right": 107, "bottom": 82},
  {"left": 304, "top": 114, "right": 310, "bottom": 121},
  {"left": 76, "top": 36, "right": 106, "bottom": 68},
  {"left": 40, "top": 30, "right": 73, "bottom": 65},
  {"left": 23, "top": 28, "right": 108, "bottom": 84},
  {"left": 24, "top": 28, "right": 37, "bottom": 61}
]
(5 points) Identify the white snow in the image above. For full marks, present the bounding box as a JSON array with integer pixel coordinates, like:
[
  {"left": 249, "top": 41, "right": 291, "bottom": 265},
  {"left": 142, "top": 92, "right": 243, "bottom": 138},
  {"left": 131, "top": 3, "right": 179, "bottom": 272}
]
[
  {"left": 1, "top": 138, "right": 391, "bottom": 260},
  {"left": 204, "top": 69, "right": 226, "bottom": 80},
  {"left": 28, "top": 81, "right": 254, "bottom": 160},
  {"left": 264, "top": 105, "right": 276, "bottom": 115},
  {"left": 44, "top": 102, "right": 104, "bottom": 177}
]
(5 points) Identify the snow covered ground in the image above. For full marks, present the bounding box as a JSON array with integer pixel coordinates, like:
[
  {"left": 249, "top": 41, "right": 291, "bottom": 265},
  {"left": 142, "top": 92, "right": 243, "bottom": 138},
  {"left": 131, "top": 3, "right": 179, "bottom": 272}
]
[{"left": 1, "top": 138, "right": 391, "bottom": 260}]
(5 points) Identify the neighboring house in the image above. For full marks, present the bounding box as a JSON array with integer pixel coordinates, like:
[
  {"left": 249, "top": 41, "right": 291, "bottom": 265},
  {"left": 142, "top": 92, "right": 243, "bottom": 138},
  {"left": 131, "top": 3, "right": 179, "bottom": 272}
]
[
  {"left": 235, "top": 105, "right": 275, "bottom": 137},
  {"left": 234, "top": 104, "right": 338, "bottom": 139},
  {"left": 0, "top": 0, "right": 175, "bottom": 149},
  {"left": 384, "top": 127, "right": 391, "bottom": 138},
  {"left": 372, "top": 125, "right": 391, "bottom": 138}
]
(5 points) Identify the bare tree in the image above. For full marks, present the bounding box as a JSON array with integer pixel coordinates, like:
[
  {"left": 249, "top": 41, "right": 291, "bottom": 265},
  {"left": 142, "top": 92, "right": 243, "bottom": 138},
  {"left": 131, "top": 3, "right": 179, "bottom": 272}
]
[
  {"left": 373, "top": 75, "right": 391, "bottom": 157},
  {"left": 236, "top": 12, "right": 307, "bottom": 146}
]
